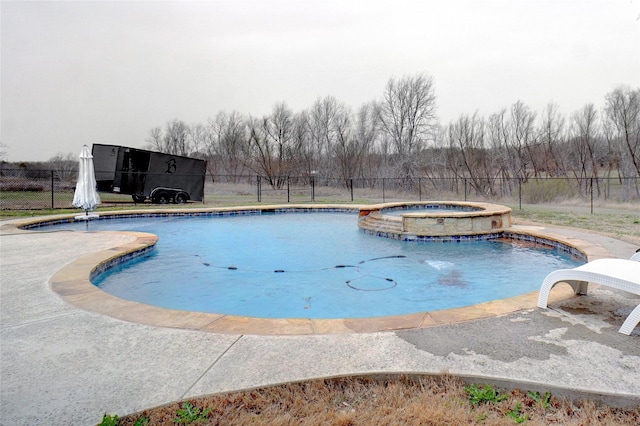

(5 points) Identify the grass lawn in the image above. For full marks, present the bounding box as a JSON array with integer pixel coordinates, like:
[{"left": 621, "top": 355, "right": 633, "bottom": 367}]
[{"left": 509, "top": 203, "right": 640, "bottom": 246}]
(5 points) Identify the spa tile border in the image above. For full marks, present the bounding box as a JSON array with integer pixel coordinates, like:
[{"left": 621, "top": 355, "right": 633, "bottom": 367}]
[
  {"left": 360, "top": 229, "right": 507, "bottom": 242},
  {"left": 503, "top": 230, "right": 588, "bottom": 261}
]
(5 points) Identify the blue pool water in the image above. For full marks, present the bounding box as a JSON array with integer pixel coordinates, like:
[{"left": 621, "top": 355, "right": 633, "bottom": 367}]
[{"left": 45, "top": 212, "right": 583, "bottom": 319}]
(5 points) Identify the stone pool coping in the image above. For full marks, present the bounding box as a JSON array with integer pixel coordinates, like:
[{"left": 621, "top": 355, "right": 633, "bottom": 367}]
[
  {"left": 361, "top": 200, "right": 508, "bottom": 216},
  {"left": 10, "top": 204, "right": 615, "bottom": 335}
]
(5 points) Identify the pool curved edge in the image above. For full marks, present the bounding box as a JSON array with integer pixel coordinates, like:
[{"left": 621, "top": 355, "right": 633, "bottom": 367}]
[{"left": 25, "top": 207, "right": 614, "bottom": 336}]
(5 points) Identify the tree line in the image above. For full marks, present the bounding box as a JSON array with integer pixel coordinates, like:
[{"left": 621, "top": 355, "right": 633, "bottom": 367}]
[
  {"left": 145, "top": 74, "right": 639, "bottom": 198},
  {"left": 6, "top": 73, "right": 634, "bottom": 200}
]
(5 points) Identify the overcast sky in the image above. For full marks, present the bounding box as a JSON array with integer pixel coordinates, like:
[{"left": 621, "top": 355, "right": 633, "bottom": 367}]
[{"left": 2, "top": 0, "right": 639, "bottom": 162}]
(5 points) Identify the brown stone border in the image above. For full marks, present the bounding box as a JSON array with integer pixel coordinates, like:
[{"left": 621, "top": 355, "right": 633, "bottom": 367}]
[
  {"left": 11, "top": 206, "right": 615, "bottom": 335},
  {"left": 357, "top": 201, "right": 514, "bottom": 240}
]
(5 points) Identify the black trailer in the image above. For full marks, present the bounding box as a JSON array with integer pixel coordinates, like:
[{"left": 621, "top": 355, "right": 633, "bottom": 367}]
[{"left": 92, "top": 144, "right": 206, "bottom": 204}]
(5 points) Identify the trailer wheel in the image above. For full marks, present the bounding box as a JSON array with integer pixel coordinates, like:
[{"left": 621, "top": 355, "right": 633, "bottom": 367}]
[
  {"left": 132, "top": 195, "right": 146, "bottom": 203},
  {"left": 153, "top": 191, "right": 170, "bottom": 204},
  {"left": 175, "top": 192, "right": 188, "bottom": 204}
]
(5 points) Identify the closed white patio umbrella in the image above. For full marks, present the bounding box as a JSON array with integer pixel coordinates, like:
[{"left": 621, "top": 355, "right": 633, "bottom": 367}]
[{"left": 72, "top": 144, "right": 101, "bottom": 221}]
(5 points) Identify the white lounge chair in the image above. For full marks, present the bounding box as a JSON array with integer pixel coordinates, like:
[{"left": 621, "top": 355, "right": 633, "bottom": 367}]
[{"left": 537, "top": 257, "right": 640, "bottom": 335}]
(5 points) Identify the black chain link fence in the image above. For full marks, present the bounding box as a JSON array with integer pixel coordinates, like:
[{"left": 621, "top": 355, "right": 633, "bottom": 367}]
[
  {"left": 0, "top": 169, "right": 76, "bottom": 209},
  {"left": 1, "top": 168, "right": 638, "bottom": 211}
]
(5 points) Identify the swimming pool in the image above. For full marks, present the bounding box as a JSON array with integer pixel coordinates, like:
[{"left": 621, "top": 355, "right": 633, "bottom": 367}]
[{"left": 45, "top": 211, "right": 584, "bottom": 319}]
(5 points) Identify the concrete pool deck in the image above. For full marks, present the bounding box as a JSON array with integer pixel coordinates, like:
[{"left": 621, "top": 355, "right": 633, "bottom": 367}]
[{"left": 1, "top": 212, "right": 639, "bottom": 425}]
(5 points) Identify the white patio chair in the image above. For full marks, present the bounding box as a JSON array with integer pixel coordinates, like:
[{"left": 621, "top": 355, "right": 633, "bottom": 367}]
[{"left": 537, "top": 257, "right": 640, "bottom": 335}]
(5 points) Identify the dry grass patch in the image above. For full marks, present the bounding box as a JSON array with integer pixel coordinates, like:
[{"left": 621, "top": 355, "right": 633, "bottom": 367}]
[
  {"left": 115, "top": 375, "right": 639, "bottom": 426},
  {"left": 510, "top": 203, "right": 640, "bottom": 245}
]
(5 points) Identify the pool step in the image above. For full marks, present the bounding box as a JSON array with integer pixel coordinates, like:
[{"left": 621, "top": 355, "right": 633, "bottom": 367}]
[{"left": 358, "top": 212, "right": 403, "bottom": 236}]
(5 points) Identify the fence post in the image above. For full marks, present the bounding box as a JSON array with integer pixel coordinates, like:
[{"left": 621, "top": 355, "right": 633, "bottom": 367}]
[
  {"left": 518, "top": 179, "right": 522, "bottom": 210},
  {"left": 464, "top": 179, "right": 467, "bottom": 201},
  {"left": 51, "top": 170, "right": 55, "bottom": 209},
  {"left": 202, "top": 171, "right": 206, "bottom": 204},
  {"left": 590, "top": 177, "right": 594, "bottom": 214},
  {"left": 382, "top": 178, "right": 386, "bottom": 202},
  {"left": 350, "top": 178, "right": 354, "bottom": 202},
  {"left": 287, "top": 176, "right": 290, "bottom": 203},
  {"left": 256, "top": 175, "right": 261, "bottom": 202}
]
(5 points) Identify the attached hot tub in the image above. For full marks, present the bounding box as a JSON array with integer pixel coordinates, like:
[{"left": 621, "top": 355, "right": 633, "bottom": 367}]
[{"left": 358, "top": 201, "right": 512, "bottom": 240}]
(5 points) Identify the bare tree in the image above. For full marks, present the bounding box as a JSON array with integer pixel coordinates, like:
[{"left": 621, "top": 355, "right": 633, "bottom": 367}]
[
  {"left": 306, "top": 96, "right": 344, "bottom": 176},
  {"left": 508, "top": 101, "right": 538, "bottom": 180},
  {"left": 601, "top": 116, "right": 623, "bottom": 198},
  {"left": 419, "top": 126, "right": 453, "bottom": 194},
  {"left": 447, "top": 112, "right": 495, "bottom": 196},
  {"left": 604, "top": 86, "right": 640, "bottom": 178},
  {"left": 163, "top": 119, "right": 190, "bottom": 156},
  {"left": 290, "top": 111, "right": 312, "bottom": 178},
  {"left": 331, "top": 104, "right": 359, "bottom": 186},
  {"left": 48, "top": 152, "right": 76, "bottom": 181},
  {"left": 145, "top": 127, "right": 163, "bottom": 151},
  {"left": 243, "top": 117, "right": 270, "bottom": 182},
  {"left": 379, "top": 73, "right": 437, "bottom": 157},
  {"left": 187, "top": 123, "right": 208, "bottom": 157},
  {"left": 570, "top": 103, "right": 602, "bottom": 195},
  {"left": 206, "top": 111, "right": 247, "bottom": 180},
  {"left": 538, "top": 103, "right": 568, "bottom": 177},
  {"left": 267, "top": 102, "right": 295, "bottom": 173},
  {"left": 243, "top": 102, "right": 296, "bottom": 188},
  {"left": 487, "top": 109, "right": 515, "bottom": 196},
  {"left": 350, "top": 102, "right": 379, "bottom": 181}
]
